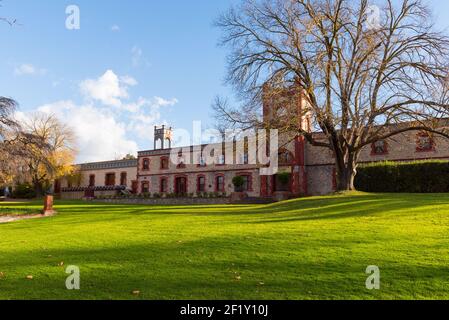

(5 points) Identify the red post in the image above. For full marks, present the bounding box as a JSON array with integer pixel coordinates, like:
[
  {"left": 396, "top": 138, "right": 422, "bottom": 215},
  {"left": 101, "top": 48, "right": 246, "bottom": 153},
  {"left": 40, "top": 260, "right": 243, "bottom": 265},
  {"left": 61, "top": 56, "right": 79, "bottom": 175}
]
[{"left": 42, "top": 195, "right": 55, "bottom": 216}]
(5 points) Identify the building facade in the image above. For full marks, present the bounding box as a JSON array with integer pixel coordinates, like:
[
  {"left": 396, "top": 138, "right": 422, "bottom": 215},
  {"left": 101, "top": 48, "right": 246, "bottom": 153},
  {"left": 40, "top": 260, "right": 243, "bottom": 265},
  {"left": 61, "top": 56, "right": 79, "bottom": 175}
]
[
  {"left": 57, "top": 159, "right": 137, "bottom": 199},
  {"left": 57, "top": 87, "right": 449, "bottom": 199}
]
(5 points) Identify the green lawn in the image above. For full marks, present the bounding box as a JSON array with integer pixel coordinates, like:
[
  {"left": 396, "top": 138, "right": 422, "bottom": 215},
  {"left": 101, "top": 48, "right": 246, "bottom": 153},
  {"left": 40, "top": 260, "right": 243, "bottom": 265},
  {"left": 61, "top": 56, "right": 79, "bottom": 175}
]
[{"left": 1, "top": 192, "right": 449, "bottom": 300}]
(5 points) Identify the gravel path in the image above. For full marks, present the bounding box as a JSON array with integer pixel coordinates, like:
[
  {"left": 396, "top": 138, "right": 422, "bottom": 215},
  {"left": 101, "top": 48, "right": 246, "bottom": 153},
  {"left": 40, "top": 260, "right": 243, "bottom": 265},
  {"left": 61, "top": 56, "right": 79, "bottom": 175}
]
[{"left": 0, "top": 212, "right": 56, "bottom": 224}]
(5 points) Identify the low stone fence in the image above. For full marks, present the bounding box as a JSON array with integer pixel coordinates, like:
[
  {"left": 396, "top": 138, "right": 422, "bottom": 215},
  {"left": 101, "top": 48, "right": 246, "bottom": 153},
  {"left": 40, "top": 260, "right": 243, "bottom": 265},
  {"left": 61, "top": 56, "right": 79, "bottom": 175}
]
[
  {"left": 61, "top": 190, "right": 118, "bottom": 200},
  {"left": 88, "top": 197, "right": 231, "bottom": 206}
]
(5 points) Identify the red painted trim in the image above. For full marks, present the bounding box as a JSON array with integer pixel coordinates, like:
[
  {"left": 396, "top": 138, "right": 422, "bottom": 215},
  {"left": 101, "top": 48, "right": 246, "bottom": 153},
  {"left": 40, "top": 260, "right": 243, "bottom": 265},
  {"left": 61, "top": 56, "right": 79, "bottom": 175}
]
[
  {"left": 215, "top": 173, "right": 225, "bottom": 192},
  {"left": 236, "top": 172, "right": 253, "bottom": 192},
  {"left": 278, "top": 148, "right": 295, "bottom": 166},
  {"left": 142, "top": 158, "right": 150, "bottom": 171},
  {"left": 160, "top": 156, "right": 169, "bottom": 170},
  {"left": 260, "top": 176, "right": 268, "bottom": 197},
  {"left": 141, "top": 181, "right": 150, "bottom": 194},
  {"left": 301, "top": 166, "right": 308, "bottom": 196},
  {"left": 159, "top": 176, "right": 168, "bottom": 193},
  {"left": 196, "top": 174, "right": 206, "bottom": 192},
  {"left": 416, "top": 132, "right": 436, "bottom": 153},
  {"left": 174, "top": 174, "right": 188, "bottom": 194},
  {"left": 371, "top": 140, "right": 389, "bottom": 156}
]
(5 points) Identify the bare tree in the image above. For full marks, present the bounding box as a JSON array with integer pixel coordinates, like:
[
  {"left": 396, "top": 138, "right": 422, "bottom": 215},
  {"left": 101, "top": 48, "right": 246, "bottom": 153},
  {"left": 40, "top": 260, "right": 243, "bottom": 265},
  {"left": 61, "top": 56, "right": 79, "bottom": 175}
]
[
  {"left": 0, "top": 97, "right": 20, "bottom": 186},
  {"left": 214, "top": 0, "right": 449, "bottom": 191}
]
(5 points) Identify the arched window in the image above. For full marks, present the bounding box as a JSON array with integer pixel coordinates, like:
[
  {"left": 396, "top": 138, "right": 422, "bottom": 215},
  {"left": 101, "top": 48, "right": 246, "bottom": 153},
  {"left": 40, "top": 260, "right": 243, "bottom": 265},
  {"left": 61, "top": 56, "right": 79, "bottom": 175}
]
[
  {"left": 160, "top": 157, "right": 169, "bottom": 170},
  {"left": 371, "top": 140, "right": 388, "bottom": 155},
  {"left": 278, "top": 150, "right": 293, "bottom": 165},
  {"left": 142, "top": 158, "right": 150, "bottom": 171},
  {"left": 416, "top": 132, "right": 434, "bottom": 152},
  {"left": 155, "top": 139, "right": 162, "bottom": 150},
  {"left": 141, "top": 181, "right": 150, "bottom": 194}
]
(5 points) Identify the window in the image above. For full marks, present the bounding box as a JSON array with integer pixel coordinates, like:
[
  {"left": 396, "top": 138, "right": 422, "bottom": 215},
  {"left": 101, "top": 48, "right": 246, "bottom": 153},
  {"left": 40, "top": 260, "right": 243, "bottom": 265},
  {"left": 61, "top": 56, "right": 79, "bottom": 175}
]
[
  {"left": 198, "top": 155, "right": 206, "bottom": 167},
  {"left": 160, "top": 157, "right": 169, "bottom": 170},
  {"left": 105, "top": 173, "right": 116, "bottom": 186},
  {"left": 416, "top": 133, "right": 434, "bottom": 152},
  {"left": 142, "top": 158, "right": 150, "bottom": 171},
  {"left": 240, "top": 175, "right": 252, "bottom": 191},
  {"left": 371, "top": 140, "right": 388, "bottom": 155},
  {"left": 279, "top": 150, "right": 293, "bottom": 165},
  {"left": 197, "top": 176, "right": 206, "bottom": 192},
  {"left": 160, "top": 178, "right": 168, "bottom": 193},
  {"left": 177, "top": 152, "right": 186, "bottom": 169},
  {"left": 89, "top": 175, "right": 95, "bottom": 187},
  {"left": 216, "top": 175, "right": 225, "bottom": 192},
  {"left": 120, "top": 172, "right": 127, "bottom": 186},
  {"left": 239, "top": 153, "right": 249, "bottom": 165},
  {"left": 141, "top": 181, "right": 149, "bottom": 193},
  {"left": 217, "top": 154, "right": 225, "bottom": 165}
]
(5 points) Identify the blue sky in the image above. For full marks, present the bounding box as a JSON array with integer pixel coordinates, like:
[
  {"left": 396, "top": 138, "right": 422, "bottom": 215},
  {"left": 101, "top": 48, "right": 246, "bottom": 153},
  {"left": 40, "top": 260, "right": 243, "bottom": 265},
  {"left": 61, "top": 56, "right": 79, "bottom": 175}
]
[{"left": 0, "top": 0, "right": 448, "bottom": 162}]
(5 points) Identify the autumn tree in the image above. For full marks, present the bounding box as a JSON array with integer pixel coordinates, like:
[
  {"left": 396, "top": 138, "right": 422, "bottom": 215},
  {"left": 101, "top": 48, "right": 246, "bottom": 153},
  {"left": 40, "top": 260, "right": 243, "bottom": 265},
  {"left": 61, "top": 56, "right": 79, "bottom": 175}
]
[
  {"left": 21, "top": 114, "right": 77, "bottom": 196},
  {"left": 214, "top": 0, "right": 449, "bottom": 191}
]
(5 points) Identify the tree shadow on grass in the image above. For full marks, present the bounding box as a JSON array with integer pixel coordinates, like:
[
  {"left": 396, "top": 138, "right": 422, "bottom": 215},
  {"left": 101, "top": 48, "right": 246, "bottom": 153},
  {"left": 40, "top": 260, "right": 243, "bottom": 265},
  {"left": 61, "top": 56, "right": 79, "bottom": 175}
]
[{"left": 1, "top": 237, "right": 448, "bottom": 300}]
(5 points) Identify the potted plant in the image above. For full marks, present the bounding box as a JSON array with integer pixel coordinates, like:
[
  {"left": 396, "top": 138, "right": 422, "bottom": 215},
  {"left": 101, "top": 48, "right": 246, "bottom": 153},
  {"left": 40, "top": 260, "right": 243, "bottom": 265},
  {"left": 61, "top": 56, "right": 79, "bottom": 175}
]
[
  {"left": 278, "top": 172, "right": 290, "bottom": 191},
  {"left": 231, "top": 176, "right": 248, "bottom": 203},
  {"left": 274, "top": 172, "right": 291, "bottom": 201}
]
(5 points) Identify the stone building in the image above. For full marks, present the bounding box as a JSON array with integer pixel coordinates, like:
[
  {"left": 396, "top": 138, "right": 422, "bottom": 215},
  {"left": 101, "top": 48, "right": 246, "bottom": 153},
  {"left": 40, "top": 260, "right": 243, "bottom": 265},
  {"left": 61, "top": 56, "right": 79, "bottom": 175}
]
[
  {"left": 57, "top": 86, "right": 449, "bottom": 199},
  {"left": 57, "top": 159, "right": 137, "bottom": 199}
]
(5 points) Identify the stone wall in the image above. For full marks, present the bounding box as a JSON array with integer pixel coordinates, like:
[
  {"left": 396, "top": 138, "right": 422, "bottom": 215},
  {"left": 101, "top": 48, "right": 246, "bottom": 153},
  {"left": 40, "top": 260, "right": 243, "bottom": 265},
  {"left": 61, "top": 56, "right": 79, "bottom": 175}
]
[
  {"left": 304, "top": 129, "right": 449, "bottom": 195},
  {"left": 89, "top": 197, "right": 231, "bottom": 206},
  {"left": 306, "top": 165, "right": 335, "bottom": 196},
  {"left": 61, "top": 190, "right": 118, "bottom": 200}
]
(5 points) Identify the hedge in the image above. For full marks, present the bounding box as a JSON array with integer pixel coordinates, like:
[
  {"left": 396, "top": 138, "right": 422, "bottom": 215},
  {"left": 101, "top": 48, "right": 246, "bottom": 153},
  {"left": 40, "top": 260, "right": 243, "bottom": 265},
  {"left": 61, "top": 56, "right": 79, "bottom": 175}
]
[{"left": 354, "top": 160, "right": 449, "bottom": 193}]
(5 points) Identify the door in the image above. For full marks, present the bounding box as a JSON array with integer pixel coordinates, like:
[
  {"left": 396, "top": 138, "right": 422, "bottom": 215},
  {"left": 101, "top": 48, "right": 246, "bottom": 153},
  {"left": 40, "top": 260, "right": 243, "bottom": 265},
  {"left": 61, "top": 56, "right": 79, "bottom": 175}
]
[
  {"left": 131, "top": 181, "right": 138, "bottom": 194},
  {"left": 175, "top": 177, "right": 187, "bottom": 194},
  {"left": 54, "top": 179, "right": 61, "bottom": 194}
]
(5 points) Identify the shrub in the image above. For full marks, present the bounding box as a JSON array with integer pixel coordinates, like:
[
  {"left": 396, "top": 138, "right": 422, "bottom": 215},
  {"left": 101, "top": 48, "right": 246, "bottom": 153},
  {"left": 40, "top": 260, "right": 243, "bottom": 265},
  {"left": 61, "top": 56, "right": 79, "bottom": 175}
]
[
  {"left": 354, "top": 160, "right": 449, "bottom": 193},
  {"left": 12, "top": 183, "right": 36, "bottom": 199},
  {"left": 277, "top": 172, "right": 291, "bottom": 191},
  {"left": 232, "top": 176, "right": 245, "bottom": 192}
]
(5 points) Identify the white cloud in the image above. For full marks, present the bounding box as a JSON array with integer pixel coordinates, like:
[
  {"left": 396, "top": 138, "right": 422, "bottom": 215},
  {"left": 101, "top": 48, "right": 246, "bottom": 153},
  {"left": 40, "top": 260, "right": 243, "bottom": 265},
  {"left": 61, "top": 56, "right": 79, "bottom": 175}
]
[
  {"left": 36, "top": 100, "right": 139, "bottom": 163},
  {"left": 111, "top": 25, "right": 120, "bottom": 32},
  {"left": 20, "top": 69, "right": 179, "bottom": 162},
  {"left": 79, "top": 70, "right": 137, "bottom": 107},
  {"left": 153, "top": 97, "right": 179, "bottom": 107},
  {"left": 14, "top": 64, "right": 46, "bottom": 76},
  {"left": 126, "top": 97, "right": 178, "bottom": 139}
]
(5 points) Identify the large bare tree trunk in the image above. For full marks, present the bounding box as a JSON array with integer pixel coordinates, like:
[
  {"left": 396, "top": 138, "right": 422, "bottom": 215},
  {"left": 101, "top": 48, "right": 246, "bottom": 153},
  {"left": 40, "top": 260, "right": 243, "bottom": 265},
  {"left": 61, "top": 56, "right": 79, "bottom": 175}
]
[
  {"left": 334, "top": 147, "right": 359, "bottom": 191},
  {"left": 336, "top": 161, "right": 357, "bottom": 191}
]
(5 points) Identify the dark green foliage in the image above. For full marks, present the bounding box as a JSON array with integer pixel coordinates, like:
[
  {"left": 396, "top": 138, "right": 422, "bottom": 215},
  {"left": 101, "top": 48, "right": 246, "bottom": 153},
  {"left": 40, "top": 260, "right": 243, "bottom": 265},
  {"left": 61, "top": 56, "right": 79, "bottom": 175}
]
[
  {"left": 232, "top": 176, "right": 245, "bottom": 192},
  {"left": 355, "top": 160, "right": 449, "bottom": 193},
  {"left": 278, "top": 172, "right": 290, "bottom": 185},
  {"left": 12, "top": 183, "right": 37, "bottom": 199}
]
